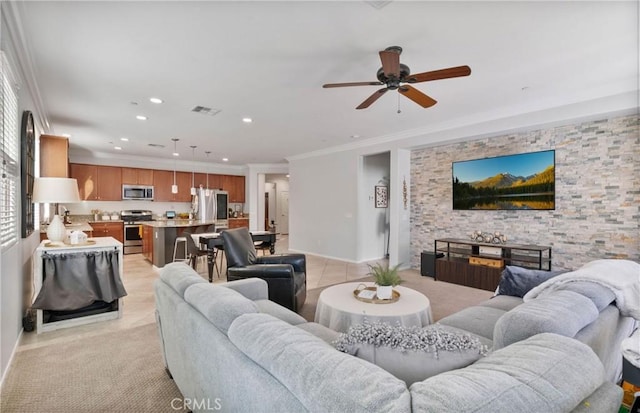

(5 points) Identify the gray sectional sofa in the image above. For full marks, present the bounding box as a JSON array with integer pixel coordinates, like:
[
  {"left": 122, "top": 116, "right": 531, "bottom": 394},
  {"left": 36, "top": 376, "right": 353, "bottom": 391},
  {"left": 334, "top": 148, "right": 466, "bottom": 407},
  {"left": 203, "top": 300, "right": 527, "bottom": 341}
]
[{"left": 154, "top": 261, "right": 635, "bottom": 412}]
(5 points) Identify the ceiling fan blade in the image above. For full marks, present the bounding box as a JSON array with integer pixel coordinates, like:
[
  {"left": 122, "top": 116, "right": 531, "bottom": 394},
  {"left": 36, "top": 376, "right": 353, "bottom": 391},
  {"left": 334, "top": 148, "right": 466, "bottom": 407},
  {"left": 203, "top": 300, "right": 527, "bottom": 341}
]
[
  {"left": 323, "top": 81, "right": 384, "bottom": 88},
  {"left": 356, "top": 88, "right": 389, "bottom": 109},
  {"left": 399, "top": 85, "right": 437, "bottom": 108},
  {"left": 379, "top": 50, "right": 400, "bottom": 78},
  {"left": 407, "top": 65, "right": 471, "bottom": 83}
]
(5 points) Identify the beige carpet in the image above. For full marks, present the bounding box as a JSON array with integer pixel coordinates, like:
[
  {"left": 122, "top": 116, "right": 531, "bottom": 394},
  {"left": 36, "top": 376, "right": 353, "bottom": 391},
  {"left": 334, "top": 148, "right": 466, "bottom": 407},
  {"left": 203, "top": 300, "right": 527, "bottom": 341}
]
[{"left": 0, "top": 323, "right": 188, "bottom": 413}]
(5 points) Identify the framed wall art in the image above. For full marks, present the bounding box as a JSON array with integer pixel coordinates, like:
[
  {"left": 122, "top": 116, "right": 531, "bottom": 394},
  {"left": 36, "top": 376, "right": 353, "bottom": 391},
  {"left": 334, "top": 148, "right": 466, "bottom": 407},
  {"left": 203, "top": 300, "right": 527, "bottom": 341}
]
[
  {"left": 21, "top": 110, "right": 35, "bottom": 238},
  {"left": 375, "top": 185, "right": 388, "bottom": 208}
]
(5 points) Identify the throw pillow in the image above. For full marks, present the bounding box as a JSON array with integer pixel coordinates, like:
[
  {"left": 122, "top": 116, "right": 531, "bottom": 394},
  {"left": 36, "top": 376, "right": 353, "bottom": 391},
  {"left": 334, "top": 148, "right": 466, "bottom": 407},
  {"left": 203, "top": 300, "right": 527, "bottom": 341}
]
[
  {"left": 334, "top": 321, "right": 488, "bottom": 386},
  {"left": 497, "top": 265, "right": 566, "bottom": 297}
]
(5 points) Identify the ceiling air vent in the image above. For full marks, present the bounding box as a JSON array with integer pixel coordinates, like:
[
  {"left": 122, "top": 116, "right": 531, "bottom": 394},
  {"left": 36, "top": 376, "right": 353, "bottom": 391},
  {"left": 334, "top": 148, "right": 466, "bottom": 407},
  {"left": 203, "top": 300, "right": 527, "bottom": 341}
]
[
  {"left": 191, "top": 106, "right": 222, "bottom": 117},
  {"left": 148, "top": 143, "right": 165, "bottom": 148},
  {"left": 364, "top": 1, "right": 392, "bottom": 9}
]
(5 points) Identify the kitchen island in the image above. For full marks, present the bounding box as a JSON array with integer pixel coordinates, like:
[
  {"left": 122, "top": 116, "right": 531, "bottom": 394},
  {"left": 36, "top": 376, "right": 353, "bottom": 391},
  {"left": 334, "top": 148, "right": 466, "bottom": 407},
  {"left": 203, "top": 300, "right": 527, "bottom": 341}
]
[{"left": 142, "top": 220, "right": 217, "bottom": 268}]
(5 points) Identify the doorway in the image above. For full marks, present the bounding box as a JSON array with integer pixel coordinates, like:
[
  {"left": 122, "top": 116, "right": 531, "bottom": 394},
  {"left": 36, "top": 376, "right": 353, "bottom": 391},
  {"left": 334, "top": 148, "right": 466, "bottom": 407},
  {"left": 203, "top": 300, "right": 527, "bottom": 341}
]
[{"left": 264, "top": 174, "right": 290, "bottom": 235}]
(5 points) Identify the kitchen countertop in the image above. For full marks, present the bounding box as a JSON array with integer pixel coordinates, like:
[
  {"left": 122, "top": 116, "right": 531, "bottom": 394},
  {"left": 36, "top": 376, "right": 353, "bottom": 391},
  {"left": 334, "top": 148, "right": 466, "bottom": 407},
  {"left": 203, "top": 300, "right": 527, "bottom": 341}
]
[
  {"left": 142, "top": 220, "right": 217, "bottom": 228},
  {"left": 40, "top": 222, "right": 94, "bottom": 233}
]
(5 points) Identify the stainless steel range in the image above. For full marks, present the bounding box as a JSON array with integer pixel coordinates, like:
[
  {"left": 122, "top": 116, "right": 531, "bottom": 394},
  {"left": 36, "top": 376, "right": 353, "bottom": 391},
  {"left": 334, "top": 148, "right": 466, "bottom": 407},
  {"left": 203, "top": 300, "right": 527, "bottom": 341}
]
[{"left": 121, "top": 210, "right": 154, "bottom": 255}]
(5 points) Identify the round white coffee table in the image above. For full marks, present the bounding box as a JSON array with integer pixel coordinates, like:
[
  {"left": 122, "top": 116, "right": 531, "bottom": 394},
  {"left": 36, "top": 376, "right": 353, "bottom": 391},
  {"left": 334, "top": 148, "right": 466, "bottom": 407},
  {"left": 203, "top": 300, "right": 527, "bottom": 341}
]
[{"left": 314, "top": 281, "right": 433, "bottom": 333}]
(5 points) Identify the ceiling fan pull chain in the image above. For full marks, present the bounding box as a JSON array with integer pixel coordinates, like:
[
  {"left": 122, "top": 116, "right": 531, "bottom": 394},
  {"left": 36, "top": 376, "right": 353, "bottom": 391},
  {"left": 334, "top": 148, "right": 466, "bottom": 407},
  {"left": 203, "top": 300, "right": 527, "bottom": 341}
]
[{"left": 397, "top": 93, "right": 402, "bottom": 114}]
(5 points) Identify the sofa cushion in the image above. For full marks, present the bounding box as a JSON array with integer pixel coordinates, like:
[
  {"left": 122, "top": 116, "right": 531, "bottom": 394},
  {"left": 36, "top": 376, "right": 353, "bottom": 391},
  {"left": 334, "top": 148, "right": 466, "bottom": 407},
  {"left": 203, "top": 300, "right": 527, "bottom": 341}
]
[
  {"left": 553, "top": 281, "right": 616, "bottom": 311},
  {"left": 410, "top": 333, "right": 605, "bottom": 413},
  {"left": 184, "top": 283, "right": 258, "bottom": 334},
  {"left": 493, "top": 290, "right": 599, "bottom": 349},
  {"left": 296, "top": 322, "right": 341, "bottom": 344},
  {"left": 255, "top": 299, "right": 307, "bottom": 325},
  {"left": 497, "top": 265, "right": 565, "bottom": 297},
  {"left": 159, "top": 262, "right": 206, "bottom": 297},
  {"left": 438, "top": 306, "right": 506, "bottom": 342},
  {"left": 228, "top": 313, "right": 411, "bottom": 413},
  {"left": 477, "top": 295, "right": 523, "bottom": 312},
  {"left": 334, "top": 322, "right": 487, "bottom": 386}
]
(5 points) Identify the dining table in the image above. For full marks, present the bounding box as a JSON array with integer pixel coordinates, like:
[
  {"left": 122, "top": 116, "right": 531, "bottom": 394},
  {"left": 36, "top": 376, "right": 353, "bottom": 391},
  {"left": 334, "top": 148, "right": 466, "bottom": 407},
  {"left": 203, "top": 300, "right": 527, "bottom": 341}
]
[{"left": 195, "top": 230, "right": 277, "bottom": 282}]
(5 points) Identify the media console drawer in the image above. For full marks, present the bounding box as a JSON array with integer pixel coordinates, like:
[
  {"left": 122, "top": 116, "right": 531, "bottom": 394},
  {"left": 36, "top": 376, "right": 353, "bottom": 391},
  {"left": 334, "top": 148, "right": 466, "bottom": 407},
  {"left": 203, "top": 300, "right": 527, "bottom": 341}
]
[{"left": 469, "top": 256, "right": 504, "bottom": 268}]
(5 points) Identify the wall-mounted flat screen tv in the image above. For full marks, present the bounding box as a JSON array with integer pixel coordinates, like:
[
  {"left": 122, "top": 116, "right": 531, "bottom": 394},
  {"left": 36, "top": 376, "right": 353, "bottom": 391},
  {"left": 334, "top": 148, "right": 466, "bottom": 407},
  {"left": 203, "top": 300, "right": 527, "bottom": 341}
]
[{"left": 452, "top": 150, "right": 555, "bottom": 210}]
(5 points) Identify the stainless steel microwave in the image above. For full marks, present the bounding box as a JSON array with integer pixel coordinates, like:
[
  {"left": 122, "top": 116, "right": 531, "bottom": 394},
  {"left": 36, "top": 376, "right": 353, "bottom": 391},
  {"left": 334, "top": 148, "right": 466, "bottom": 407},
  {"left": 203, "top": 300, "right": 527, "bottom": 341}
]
[{"left": 122, "top": 185, "right": 154, "bottom": 200}]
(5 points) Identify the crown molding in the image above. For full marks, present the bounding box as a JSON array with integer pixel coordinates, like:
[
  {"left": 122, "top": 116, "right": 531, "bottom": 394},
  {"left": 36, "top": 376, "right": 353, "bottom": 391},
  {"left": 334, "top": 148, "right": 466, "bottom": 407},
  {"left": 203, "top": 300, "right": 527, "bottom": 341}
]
[{"left": 1, "top": 1, "right": 50, "bottom": 133}]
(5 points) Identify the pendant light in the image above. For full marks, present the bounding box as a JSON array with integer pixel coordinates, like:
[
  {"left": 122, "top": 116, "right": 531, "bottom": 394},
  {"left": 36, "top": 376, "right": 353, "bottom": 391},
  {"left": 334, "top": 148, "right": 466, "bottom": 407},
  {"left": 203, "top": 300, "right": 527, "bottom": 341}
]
[
  {"left": 190, "top": 145, "right": 197, "bottom": 195},
  {"left": 171, "top": 138, "right": 179, "bottom": 194},
  {"left": 204, "top": 151, "right": 211, "bottom": 196}
]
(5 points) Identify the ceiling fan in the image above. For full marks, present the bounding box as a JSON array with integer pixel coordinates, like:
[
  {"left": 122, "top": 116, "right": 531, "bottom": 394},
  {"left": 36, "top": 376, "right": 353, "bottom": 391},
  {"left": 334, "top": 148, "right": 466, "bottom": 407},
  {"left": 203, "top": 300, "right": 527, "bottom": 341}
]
[{"left": 323, "top": 46, "right": 471, "bottom": 110}]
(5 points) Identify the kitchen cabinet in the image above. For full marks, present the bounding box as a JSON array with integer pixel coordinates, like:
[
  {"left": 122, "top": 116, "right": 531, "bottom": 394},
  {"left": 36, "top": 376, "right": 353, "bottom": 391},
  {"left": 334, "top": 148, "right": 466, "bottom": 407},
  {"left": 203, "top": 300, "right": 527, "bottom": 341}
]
[
  {"left": 142, "top": 225, "right": 153, "bottom": 262},
  {"left": 228, "top": 218, "right": 249, "bottom": 229},
  {"left": 40, "top": 135, "right": 69, "bottom": 177},
  {"left": 90, "top": 222, "right": 124, "bottom": 243},
  {"left": 121, "top": 167, "right": 154, "bottom": 185},
  {"left": 222, "top": 175, "right": 246, "bottom": 203},
  {"left": 70, "top": 163, "right": 122, "bottom": 201},
  {"left": 153, "top": 170, "right": 193, "bottom": 202},
  {"left": 207, "top": 174, "right": 224, "bottom": 191}
]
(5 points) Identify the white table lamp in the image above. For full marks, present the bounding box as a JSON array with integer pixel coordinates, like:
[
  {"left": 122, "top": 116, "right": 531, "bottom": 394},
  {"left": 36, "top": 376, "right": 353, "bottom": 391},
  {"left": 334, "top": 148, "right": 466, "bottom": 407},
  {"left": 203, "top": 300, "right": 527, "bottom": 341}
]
[{"left": 33, "top": 177, "right": 81, "bottom": 243}]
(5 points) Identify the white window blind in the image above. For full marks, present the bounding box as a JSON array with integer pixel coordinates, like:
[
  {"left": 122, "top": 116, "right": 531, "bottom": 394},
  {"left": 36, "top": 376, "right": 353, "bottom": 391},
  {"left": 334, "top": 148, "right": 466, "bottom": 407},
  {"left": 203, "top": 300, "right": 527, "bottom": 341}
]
[{"left": 0, "top": 52, "right": 19, "bottom": 249}]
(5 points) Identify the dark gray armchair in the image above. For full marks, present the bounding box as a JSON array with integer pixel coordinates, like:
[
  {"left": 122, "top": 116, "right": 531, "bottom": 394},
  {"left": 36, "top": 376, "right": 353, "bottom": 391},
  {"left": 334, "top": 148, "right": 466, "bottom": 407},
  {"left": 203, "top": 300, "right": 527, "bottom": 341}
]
[{"left": 221, "top": 228, "right": 306, "bottom": 312}]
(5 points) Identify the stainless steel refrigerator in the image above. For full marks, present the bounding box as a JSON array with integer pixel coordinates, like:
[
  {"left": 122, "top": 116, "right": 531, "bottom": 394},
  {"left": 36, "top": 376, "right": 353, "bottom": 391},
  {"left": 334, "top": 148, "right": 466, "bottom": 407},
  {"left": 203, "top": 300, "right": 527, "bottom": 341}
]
[{"left": 195, "top": 188, "right": 229, "bottom": 229}]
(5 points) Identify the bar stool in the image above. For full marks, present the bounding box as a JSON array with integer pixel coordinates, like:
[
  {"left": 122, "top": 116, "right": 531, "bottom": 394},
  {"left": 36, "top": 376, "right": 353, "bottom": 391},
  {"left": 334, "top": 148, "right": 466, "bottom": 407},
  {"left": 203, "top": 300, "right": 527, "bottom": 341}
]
[{"left": 173, "top": 236, "right": 189, "bottom": 263}]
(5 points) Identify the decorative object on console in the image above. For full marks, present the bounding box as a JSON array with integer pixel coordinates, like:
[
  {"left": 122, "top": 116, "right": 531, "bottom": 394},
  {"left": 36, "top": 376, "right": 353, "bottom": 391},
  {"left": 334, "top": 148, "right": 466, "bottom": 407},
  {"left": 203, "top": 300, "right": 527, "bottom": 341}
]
[
  {"left": 32, "top": 177, "right": 81, "bottom": 244},
  {"left": 368, "top": 262, "right": 403, "bottom": 300},
  {"left": 375, "top": 185, "right": 388, "bottom": 208},
  {"left": 453, "top": 149, "right": 555, "bottom": 210},
  {"left": 470, "top": 230, "right": 507, "bottom": 244}
]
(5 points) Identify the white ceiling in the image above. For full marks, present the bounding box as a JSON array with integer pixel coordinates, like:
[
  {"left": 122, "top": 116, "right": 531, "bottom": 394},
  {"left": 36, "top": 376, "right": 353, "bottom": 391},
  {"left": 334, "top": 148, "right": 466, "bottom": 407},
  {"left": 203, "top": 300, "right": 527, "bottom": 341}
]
[{"left": 15, "top": 1, "right": 639, "bottom": 166}]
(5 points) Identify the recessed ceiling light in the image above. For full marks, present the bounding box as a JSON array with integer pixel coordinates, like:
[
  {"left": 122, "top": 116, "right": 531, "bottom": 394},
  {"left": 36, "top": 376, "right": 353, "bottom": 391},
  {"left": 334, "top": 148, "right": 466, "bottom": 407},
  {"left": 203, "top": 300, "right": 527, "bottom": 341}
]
[
  {"left": 350, "top": 134, "right": 360, "bottom": 139},
  {"left": 286, "top": 174, "right": 290, "bottom": 178},
  {"left": 120, "top": 137, "right": 129, "bottom": 142},
  {"left": 136, "top": 115, "right": 147, "bottom": 120},
  {"left": 222, "top": 158, "right": 229, "bottom": 162},
  {"left": 61, "top": 133, "right": 71, "bottom": 138},
  {"left": 242, "top": 117, "right": 253, "bottom": 123},
  {"left": 149, "top": 97, "right": 163, "bottom": 104},
  {"left": 173, "top": 152, "right": 179, "bottom": 157},
  {"left": 114, "top": 146, "right": 122, "bottom": 150}
]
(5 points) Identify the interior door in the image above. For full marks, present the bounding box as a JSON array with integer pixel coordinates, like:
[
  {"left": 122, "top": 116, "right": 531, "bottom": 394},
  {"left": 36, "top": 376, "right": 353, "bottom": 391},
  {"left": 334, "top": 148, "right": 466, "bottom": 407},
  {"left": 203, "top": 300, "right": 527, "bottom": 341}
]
[{"left": 277, "top": 190, "right": 289, "bottom": 235}]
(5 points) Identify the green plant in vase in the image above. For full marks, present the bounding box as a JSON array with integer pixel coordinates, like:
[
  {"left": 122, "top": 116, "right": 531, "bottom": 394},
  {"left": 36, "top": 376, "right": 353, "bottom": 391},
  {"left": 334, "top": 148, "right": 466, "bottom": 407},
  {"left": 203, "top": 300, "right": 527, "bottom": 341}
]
[{"left": 368, "top": 262, "right": 403, "bottom": 299}]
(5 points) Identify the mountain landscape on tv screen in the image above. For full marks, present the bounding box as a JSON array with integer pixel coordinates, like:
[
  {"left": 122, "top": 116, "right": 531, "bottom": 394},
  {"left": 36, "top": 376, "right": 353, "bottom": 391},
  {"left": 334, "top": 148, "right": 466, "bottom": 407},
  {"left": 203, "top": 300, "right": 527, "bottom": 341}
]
[{"left": 453, "top": 165, "right": 555, "bottom": 210}]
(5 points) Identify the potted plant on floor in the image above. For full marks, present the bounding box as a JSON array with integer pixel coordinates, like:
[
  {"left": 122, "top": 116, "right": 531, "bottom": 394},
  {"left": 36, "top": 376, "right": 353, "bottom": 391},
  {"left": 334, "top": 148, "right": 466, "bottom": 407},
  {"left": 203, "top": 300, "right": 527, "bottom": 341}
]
[{"left": 368, "top": 263, "right": 403, "bottom": 299}]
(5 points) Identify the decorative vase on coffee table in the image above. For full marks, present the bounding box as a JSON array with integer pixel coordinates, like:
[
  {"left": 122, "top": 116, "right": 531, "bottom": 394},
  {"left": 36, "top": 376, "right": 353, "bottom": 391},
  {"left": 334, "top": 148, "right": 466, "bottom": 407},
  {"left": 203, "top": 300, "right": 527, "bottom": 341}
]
[{"left": 376, "top": 285, "right": 393, "bottom": 300}]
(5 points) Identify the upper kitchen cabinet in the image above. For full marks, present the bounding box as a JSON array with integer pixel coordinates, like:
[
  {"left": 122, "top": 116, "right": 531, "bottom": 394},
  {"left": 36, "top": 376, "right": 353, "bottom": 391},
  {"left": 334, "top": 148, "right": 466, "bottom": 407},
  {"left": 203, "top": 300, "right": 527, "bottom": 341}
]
[
  {"left": 153, "top": 170, "right": 193, "bottom": 202},
  {"left": 222, "top": 175, "right": 246, "bottom": 203},
  {"left": 70, "top": 163, "right": 122, "bottom": 201},
  {"left": 40, "top": 135, "right": 69, "bottom": 177},
  {"left": 122, "top": 167, "right": 154, "bottom": 185},
  {"left": 207, "top": 173, "right": 224, "bottom": 191}
]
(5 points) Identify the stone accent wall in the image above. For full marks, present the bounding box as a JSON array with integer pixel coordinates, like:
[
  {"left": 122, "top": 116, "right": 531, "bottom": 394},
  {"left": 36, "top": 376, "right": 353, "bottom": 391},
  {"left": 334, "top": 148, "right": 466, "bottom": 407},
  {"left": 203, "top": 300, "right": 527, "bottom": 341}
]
[{"left": 410, "top": 114, "right": 639, "bottom": 271}]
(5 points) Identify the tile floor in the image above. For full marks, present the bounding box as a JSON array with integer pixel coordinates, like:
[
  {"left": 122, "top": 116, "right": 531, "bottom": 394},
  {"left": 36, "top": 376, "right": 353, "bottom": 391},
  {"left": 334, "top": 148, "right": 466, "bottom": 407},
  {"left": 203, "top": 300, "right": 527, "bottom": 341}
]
[{"left": 17, "top": 235, "right": 386, "bottom": 350}]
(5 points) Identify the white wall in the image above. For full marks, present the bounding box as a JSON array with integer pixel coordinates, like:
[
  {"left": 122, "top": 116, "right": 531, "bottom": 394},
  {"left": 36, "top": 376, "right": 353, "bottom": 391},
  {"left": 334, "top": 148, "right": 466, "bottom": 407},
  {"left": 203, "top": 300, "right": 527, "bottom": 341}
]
[{"left": 289, "top": 150, "right": 358, "bottom": 261}]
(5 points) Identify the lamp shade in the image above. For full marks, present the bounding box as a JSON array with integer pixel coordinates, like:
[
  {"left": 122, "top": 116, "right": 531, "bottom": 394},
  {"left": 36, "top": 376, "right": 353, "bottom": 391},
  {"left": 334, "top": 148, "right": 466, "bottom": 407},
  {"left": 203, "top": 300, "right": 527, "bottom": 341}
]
[{"left": 32, "top": 177, "right": 81, "bottom": 203}]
